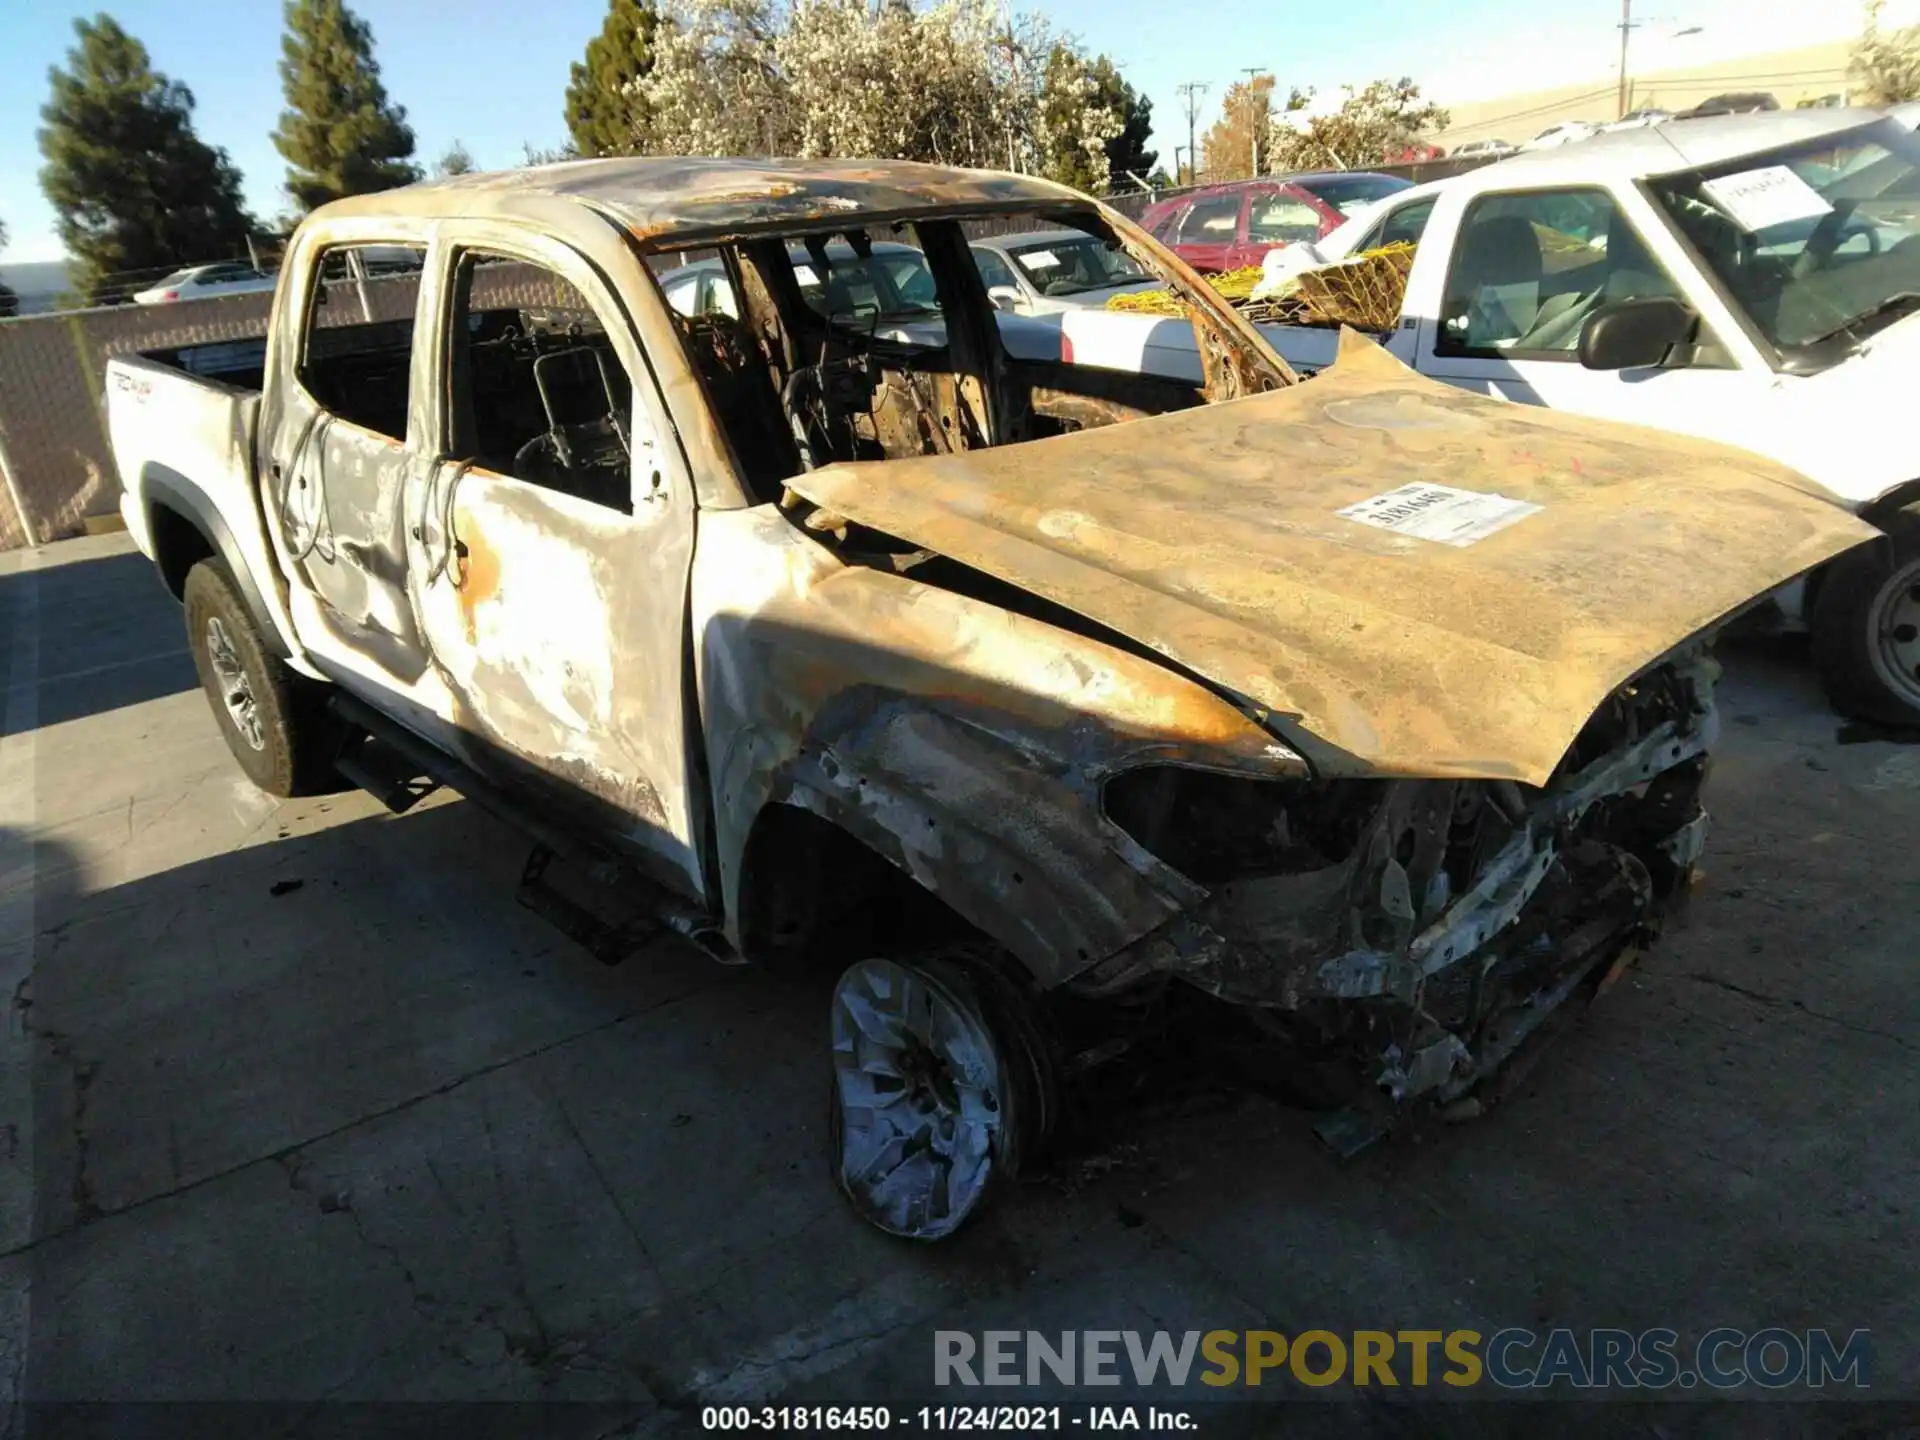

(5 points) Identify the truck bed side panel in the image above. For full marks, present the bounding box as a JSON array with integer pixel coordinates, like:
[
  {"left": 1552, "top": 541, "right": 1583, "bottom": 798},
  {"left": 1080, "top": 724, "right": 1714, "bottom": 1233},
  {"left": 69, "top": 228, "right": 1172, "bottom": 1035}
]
[{"left": 107, "top": 354, "right": 303, "bottom": 658}]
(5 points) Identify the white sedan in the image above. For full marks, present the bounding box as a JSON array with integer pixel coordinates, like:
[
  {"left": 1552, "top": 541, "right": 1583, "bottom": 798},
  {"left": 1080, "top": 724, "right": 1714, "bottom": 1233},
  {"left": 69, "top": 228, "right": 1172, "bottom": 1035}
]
[
  {"left": 966, "top": 228, "right": 1164, "bottom": 314},
  {"left": 1522, "top": 121, "right": 1601, "bottom": 151},
  {"left": 133, "top": 263, "right": 277, "bottom": 305}
]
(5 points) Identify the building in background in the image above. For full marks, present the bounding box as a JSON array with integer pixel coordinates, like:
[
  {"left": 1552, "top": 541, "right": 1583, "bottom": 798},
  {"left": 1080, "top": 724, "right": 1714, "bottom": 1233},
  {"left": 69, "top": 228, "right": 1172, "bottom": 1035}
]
[{"left": 1436, "top": 36, "right": 1856, "bottom": 154}]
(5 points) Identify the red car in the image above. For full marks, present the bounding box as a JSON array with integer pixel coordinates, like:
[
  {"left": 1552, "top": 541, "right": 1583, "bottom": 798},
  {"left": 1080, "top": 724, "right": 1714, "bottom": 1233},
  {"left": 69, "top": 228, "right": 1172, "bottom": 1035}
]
[{"left": 1138, "top": 172, "right": 1412, "bottom": 273}]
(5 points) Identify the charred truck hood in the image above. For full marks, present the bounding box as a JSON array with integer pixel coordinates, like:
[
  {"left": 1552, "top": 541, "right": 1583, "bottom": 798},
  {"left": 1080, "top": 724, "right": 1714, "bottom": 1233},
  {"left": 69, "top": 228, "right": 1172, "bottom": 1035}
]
[
  {"left": 783, "top": 336, "right": 1876, "bottom": 1114},
  {"left": 788, "top": 336, "right": 1871, "bottom": 787}
]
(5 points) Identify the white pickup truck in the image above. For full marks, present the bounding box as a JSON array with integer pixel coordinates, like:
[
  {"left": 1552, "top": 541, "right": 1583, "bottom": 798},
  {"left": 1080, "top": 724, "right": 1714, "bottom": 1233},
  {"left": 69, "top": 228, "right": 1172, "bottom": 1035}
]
[
  {"left": 1066, "top": 108, "right": 1920, "bottom": 726},
  {"left": 102, "top": 156, "right": 1868, "bottom": 1238}
]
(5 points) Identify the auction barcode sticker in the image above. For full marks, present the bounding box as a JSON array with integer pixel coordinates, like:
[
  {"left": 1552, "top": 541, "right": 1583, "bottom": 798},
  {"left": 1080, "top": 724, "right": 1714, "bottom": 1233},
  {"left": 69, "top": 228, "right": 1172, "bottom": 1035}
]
[
  {"left": 1337, "top": 482, "right": 1541, "bottom": 547},
  {"left": 1699, "top": 165, "right": 1831, "bottom": 234}
]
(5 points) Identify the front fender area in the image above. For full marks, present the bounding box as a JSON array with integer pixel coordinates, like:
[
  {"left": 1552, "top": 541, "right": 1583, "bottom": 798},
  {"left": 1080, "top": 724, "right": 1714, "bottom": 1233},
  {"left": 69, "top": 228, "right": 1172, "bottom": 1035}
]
[
  {"left": 761, "top": 698, "right": 1205, "bottom": 987},
  {"left": 693, "top": 507, "right": 1302, "bottom": 986}
]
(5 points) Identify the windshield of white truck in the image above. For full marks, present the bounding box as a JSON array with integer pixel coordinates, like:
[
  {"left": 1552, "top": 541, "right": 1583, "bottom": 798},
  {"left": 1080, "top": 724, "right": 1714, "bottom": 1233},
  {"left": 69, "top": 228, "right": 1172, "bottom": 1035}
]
[{"left": 1648, "top": 119, "right": 1920, "bottom": 368}]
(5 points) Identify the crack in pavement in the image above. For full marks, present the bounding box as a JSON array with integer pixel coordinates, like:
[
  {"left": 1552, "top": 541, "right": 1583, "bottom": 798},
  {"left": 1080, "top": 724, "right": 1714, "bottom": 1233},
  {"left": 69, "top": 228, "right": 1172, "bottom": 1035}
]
[
  {"left": 690, "top": 1313, "right": 923, "bottom": 1407},
  {"left": 1682, "top": 971, "right": 1919, "bottom": 1055},
  {"left": 0, "top": 977, "right": 723, "bottom": 1263},
  {"left": 276, "top": 1149, "right": 439, "bottom": 1328},
  {"left": 544, "top": 1081, "right": 666, "bottom": 1291},
  {"left": 10, "top": 976, "right": 98, "bottom": 1227}
]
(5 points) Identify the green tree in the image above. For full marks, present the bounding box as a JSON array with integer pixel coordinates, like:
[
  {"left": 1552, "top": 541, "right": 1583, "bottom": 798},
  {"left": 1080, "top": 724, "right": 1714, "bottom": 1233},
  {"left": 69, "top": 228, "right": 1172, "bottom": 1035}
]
[
  {"left": 566, "top": 0, "right": 661, "bottom": 157},
  {"left": 1852, "top": 0, "right": 1920, "bottom": 105},
  {"left": 1088, "top": 57, "right": 1155, "bottom": 187},
  {"left": 273, "top": 0, "right": 419, "bottom": 212},
  {"left": 434, "top": 140, "right": 476, "bottom": 177},
  {"left": 1268, "top": 78, "right": 1448, "bottom": 171},
  {"left": 1035, "top": 46, "right": 1109, "bottom": 192},
  {"left": 37, "top": 15, "right": 255, "bottom": 304}
]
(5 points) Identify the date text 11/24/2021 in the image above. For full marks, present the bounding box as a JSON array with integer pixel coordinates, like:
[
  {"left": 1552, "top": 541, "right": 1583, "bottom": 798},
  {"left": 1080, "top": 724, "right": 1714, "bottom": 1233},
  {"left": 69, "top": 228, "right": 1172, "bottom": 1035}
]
[{"left": 701, "top": 1405, "right": 1196, "bottom": 1431}]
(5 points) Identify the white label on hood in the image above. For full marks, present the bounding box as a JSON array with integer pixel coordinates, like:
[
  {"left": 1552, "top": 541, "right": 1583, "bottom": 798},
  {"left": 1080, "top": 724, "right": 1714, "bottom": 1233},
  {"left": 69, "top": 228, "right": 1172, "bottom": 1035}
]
[
  {"left": 1700, "top": 165, "right": 1831, "bottom": 233},
  {"left": 1338, "top": 482, "right": 1541, "bottom": 547}
]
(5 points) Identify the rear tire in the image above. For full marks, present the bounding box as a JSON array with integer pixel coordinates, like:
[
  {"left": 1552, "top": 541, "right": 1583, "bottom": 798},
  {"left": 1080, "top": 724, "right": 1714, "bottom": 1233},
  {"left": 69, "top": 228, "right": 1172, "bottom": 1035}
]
[
  {"left": 183, "top": 558, "right": 334, "bottom": 796},
  {"left": 1811, "top": 513, "right": 1920, "bottom": 728}
]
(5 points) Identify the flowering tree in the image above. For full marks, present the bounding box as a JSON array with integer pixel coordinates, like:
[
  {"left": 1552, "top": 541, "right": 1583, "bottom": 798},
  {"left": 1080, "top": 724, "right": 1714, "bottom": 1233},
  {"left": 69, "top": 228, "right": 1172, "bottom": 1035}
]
[
  {"left": 1852, "top": 0, "right": 1920, "bottom": 105},
  {"left": 1267, "top": 79, "right": 1448, "bottom": 172},
  {"left": 628, "top": 0, "right": 1126, "bottom": 191}
]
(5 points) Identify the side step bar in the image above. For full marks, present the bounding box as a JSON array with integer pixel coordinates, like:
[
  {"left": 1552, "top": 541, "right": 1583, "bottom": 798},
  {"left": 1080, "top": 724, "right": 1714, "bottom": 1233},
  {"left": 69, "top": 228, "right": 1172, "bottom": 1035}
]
[
  {"left": 333, "top": 731, "right": 441, "bottom": 816},
  {"left": 327, "top": 692, "right": 736, "bottom": 966}
]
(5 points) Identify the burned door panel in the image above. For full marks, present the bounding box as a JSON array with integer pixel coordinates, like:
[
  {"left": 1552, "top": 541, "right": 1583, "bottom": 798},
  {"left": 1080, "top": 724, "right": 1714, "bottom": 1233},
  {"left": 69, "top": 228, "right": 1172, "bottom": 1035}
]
[
  {"left": 267, "top": 240, "right": 434, "bottom": 682},
  {"left": 407, "top": 236, "right": 704, "bottom": 899}
]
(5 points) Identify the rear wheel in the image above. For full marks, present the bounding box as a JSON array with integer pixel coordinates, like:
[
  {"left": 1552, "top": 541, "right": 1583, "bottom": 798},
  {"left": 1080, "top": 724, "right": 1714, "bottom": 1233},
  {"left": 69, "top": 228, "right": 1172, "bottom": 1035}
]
[
  {"left": 828, "top": 952, "right": 1053, "bottom": 1240},
  {"left": 183, "top": 558, "right": 334, "bottom": 796},
  {"left": 1811, "top": 513, "right": 1920, "bottom": 727}
]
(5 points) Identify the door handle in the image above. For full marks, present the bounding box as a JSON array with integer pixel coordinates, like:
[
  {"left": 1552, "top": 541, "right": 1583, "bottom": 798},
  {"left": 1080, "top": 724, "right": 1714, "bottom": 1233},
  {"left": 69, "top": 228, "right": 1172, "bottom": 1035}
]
[{"left": 423, "top": 461, "right": 476, "bottom": 587}]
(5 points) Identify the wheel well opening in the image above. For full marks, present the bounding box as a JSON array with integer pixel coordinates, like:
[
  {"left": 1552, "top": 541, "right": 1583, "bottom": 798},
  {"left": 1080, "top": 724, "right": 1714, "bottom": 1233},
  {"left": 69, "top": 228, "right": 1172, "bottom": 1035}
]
[
  {"left": 149, "top": 503, "right": 217, "bottom": 599},
  {"left": 736, "top": 802, "right": 974, "bottom": 974}
]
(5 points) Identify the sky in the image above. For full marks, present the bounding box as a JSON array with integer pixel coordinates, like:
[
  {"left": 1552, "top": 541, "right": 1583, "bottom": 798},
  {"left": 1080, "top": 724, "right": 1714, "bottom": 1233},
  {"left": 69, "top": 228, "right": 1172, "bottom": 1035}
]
[{"left": 0, "top": 0, "right": 1883, "bottom": 264}]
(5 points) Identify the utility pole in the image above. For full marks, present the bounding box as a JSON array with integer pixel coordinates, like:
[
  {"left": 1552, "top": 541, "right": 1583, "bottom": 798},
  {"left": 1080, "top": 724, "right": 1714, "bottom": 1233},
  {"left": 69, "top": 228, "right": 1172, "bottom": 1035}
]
[
  {"left": 1242, "top": 68, "right": 1263, "bottom": 177},
  {"left": 1617, "top": 0, "right": 1632, "bottom": 119},
  {"left": 1176, "top": 81, "right": 1209, "bottom": 186}
]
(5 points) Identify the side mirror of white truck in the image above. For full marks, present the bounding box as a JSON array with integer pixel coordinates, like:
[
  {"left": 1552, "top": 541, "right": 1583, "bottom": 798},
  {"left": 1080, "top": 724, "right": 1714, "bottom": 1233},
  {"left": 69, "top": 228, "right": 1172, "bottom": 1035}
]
[{"left": 1579, "top": 296, "right": 1696, "bottom": 371}]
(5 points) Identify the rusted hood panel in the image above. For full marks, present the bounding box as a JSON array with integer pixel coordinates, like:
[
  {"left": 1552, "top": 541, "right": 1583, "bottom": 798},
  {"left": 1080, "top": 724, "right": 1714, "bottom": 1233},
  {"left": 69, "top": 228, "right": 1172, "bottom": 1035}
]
[{"left": 789, "top": 334, "right": 1876, "bottom": 786}]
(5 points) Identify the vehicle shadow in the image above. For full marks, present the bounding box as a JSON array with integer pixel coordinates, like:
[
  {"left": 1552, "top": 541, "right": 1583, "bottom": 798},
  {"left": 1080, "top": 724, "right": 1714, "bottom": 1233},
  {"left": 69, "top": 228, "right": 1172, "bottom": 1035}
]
[{"left": 0, "top": 550, "right": 197, "bottom": 736}]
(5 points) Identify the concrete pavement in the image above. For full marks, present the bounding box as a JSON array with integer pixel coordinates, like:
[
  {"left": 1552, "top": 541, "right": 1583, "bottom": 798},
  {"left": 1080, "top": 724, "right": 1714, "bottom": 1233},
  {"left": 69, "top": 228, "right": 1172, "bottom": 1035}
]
[{"left": 1, "top": 534, "right": 1915, "bottom": 1436}]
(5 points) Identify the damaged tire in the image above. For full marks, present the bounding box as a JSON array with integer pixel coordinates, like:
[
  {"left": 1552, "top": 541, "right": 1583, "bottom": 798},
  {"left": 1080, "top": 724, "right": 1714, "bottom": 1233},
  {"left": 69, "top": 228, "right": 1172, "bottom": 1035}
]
[
  {"left": 1812, "top": 513, "right": 1920, "bottom": 727},
  {"left": 828, "top": 953, "right": 1052, "bottom": 1240},
  {"left": 183, "top": 557, "right": 333, "bottom": 797}
]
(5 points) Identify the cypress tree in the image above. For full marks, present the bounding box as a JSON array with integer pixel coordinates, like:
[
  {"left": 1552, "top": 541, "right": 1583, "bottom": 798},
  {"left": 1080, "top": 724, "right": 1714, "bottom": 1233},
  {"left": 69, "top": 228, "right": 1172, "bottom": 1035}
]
[
  {"left": 37, "top": 15, "right": 255, "bottom": 303},
  {"left": 273, "top": 0, "right": 419, "bottom": 213},
  {"left": 564, "top": 0, "right": 660, "bottom": 158}
]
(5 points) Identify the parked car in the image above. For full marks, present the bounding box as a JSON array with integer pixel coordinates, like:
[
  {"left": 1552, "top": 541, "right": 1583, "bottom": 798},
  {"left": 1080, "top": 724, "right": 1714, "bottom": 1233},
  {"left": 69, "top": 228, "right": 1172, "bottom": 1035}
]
[
  {"left": 1676, "top": 92, "right": 1780, "bottom": 119},
  {"left": 1138, "top": 172, "right": 1410, "bottom": 272},
  {"left": 106, "top": 155, "right": 1868, "bottom": 1240},
  {"left": 1452, "top": 138, "right": 1519, "bottom": 159},
  {"left": 1522, "top": 121, "right": 1600, "bottom": 150},
  {"left": 1604, "top": 107, "right": 1672, "bottom": 131},
  {"left": 1887, "top": 99, "right": 1920, "bottom": 131},
  {"left": 967, "top": 228, "right": 1163, "bottom": 313},
  {"left": 132, "top": 262, "right": 277, "bottom": 304},
  {"left": 1075, "top": 108, "right": 1920, "bottom": 725},
  {"left": 657, "top": 238, "right": 1074, "bottom": 357}
]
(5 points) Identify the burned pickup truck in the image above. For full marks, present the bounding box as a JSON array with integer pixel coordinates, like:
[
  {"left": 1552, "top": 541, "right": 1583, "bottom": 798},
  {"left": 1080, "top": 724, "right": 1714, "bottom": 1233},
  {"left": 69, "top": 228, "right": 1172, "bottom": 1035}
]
[{"left": 105, "top": 158, "right": 1872, "bottom": 1239}]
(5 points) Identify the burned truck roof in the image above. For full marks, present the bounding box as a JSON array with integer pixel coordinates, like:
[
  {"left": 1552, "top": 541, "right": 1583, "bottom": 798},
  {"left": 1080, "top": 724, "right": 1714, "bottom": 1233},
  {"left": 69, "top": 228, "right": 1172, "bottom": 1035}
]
[{"left": 313, "top": 156, "right": 1085, "bottom": 249}]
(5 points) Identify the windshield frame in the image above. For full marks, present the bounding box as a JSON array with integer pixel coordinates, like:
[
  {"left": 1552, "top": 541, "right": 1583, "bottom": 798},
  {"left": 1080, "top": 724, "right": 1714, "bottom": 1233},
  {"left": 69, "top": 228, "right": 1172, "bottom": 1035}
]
[{"left": 1639, "top": 116, "right": 1920, "bottom": 375}]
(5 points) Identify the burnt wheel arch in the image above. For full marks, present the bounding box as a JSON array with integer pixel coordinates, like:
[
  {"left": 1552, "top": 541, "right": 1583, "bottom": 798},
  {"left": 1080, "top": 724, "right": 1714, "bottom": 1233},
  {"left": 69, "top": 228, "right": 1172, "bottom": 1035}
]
[{"left": 142, "top": 465, "right": 289, "bottom": 658}]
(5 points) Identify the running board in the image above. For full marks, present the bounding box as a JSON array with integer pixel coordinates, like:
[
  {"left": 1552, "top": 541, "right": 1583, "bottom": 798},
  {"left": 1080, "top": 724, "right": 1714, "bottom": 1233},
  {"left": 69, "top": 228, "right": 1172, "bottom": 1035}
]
[
  {"left": 326, "top": 691, "right": 738, "bottom": 966},
  {"left": 332, "top": 732, "right": 440, "bottom": 815}
]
